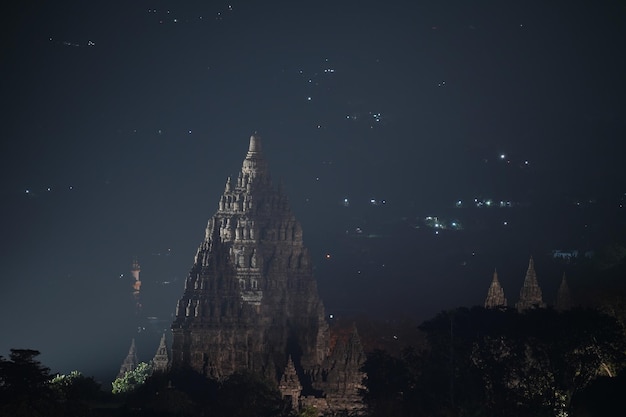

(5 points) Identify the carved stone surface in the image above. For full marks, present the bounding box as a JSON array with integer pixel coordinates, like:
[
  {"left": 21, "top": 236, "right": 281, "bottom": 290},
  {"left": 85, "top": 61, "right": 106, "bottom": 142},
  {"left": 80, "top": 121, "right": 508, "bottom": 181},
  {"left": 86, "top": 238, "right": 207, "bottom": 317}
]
[
  {"left": 151, "top": 333, "right": 170, "bottom": 373},
  {"left": 117, "top": 338, "right": 138, "bottom": 378},
  {"left": 279, "top": 356, "right": 302, "bottom": 409},
  {"left": 484, "top": 269, "right": 507, "bottom": 308},
  {"left": 515, "top": 257, "right": 546, "bottom": 311},
  {"left": 171, "top": 134, "right": 331, "bottom": 382}
]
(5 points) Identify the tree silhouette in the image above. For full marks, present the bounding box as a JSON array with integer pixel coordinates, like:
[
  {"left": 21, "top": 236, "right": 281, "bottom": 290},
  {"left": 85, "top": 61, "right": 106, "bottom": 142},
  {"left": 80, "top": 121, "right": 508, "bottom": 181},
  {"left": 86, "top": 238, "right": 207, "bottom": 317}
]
[{"left": 0, "top": 349, "right": 61, "bottom": 417}]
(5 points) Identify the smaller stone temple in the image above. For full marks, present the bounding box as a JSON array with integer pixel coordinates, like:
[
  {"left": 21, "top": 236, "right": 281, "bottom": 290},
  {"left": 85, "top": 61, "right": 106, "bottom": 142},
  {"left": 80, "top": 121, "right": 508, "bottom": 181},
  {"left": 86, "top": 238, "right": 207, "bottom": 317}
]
[
  {"left": 278, "top": 356, "right": 302, "bottom": 409},
  {"left": 516, "top": 257, "right": 547, "bottom": 311},
  {"left": 484, "top": 269, "right": 507, "bottom": 308},
  {"left": 151, "top": 333, "right": 170, "bottom": 373},
  {"left": 555, "top": 273, "right": 572, "bottom": 311},
  {"left": 117, "top": 339, "right": 138, "bottom": 378}
]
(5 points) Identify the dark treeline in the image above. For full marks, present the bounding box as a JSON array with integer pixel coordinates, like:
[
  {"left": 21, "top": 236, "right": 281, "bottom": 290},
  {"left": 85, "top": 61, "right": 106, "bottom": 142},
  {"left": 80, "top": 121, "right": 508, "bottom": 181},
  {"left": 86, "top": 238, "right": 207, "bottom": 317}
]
[
  {"left": 363, "top": 307, "right": 626, "bottom": 417},
  {"left": 1, "top": 307, "right": 626, "bottom": 417}
]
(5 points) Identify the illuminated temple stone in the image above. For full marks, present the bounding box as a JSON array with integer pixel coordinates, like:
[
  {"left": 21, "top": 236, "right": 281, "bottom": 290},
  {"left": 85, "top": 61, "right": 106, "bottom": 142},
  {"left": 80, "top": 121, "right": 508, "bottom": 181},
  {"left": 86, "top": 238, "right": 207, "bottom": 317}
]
[
  {"left": 515, "top": 257, "right": 546, "bottom": 311},
  {"left": 484, "top": 269, "right": 507, "bottom": 308}
]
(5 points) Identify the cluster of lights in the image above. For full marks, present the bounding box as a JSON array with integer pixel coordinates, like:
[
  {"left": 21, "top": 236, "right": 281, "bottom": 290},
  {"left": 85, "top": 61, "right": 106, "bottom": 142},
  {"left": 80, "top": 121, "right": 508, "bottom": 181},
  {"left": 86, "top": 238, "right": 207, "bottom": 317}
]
[
  {"left": 455, "top": 198, "right": 515, "bottom": 208},
  {"left": 424, "top": 216, "right": 462, "bottom": 230}
]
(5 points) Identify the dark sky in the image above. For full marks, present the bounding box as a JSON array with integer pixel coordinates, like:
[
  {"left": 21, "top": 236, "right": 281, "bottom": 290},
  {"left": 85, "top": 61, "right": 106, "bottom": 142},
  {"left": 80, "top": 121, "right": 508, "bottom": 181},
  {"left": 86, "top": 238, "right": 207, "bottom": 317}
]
[{"left": 1, "top": 0, "right": 625, "bottom": 382}]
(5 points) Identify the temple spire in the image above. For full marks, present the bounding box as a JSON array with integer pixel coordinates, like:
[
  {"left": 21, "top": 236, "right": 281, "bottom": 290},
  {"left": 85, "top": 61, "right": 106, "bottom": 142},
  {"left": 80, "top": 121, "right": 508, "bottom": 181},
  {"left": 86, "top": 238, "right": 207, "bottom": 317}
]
[
  {"left": 484, "top": 268, "right": 507, "bottom": 308},
  {"left": 556, "top": 273, "right": 572, "bottom": 311},
  {"left": 516, "top": 256, "right": 546, "bottom": 311},
  {"left": 117, "top": 338, "right": 138, "bottom": 378},
  {"left": 241, "top": 133, "right": 268, "bottom": 179},
  {"left": 248, "top": 132, "right": 262, "bottom": 155},
  {"left": 279, "top": 356, "right": 302, "bottom": 409},
  {"left": 151, "top": 333, "right": 170, "bottom": 373}
]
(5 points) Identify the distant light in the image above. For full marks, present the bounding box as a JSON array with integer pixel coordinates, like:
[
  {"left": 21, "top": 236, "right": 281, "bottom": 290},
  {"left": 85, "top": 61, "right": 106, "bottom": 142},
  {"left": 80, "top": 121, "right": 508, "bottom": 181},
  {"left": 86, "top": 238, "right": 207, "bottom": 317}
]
[
  {"left": 25, "top": 189, "right": 30, "bottom": 194},
  {"left": 329, "top": 314, "right": 334, "bottom": 319},
  {"left": 503, "top": 221, "right": 508, "bottom": 226},
  {"left": 500, "top": 154, "right": 506, "bottom": 159},
  {"left": 188, "top": 130, "right": 192, "bottom": 134},
  {"left": 325, "top": 253, "right": 331, "bottom": 259},
  {"left": 307, "top": 96, "right": 312, "bottom": 101},
  {"left": 47, "top": 187, "right": 51, "bottom": 191}
]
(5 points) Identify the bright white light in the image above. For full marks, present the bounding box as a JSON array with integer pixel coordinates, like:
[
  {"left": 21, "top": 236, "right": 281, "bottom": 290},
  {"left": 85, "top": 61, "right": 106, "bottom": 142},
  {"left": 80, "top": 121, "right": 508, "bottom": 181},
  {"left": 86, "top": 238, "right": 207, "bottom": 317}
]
[{"left": 500, "top": 154, "right": 506, "bottom": 159}]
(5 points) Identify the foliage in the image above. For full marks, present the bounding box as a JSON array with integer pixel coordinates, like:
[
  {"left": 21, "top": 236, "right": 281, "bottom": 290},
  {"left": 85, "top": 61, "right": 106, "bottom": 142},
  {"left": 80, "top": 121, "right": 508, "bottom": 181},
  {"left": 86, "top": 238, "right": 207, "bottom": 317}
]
[
  {"left": 422, "top": 307, "right": 626, "bottom": 416},
  {"left": 214, "top": 370, "right": 287, "bottom": 417},
  {"left": 298, "top": 405, "right": 319, "bottom": 417},
  {"left": 0, "top": 349, "right": 61, "bottom": 417},
  {"left": 123, "top": 370, "right": 199, "bottom": 416},
  {"left": 360, "top": 307, "right": 626, "bottom": 417},
  {"left": 360, "top": 349, "right": 412, "bottom": 416},
  {"left": 50, "top": 370, "right": 102, "bottom": 405},
  {"left": 112, "top": 361, "right": 153, "bottom": 394}
]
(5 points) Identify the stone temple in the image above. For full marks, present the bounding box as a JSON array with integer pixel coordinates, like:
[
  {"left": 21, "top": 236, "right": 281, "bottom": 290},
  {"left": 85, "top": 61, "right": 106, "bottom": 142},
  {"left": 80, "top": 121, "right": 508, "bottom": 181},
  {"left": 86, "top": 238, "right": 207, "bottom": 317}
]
[{"left": 171, "top": 134, "right": 364, "bottom": 412}]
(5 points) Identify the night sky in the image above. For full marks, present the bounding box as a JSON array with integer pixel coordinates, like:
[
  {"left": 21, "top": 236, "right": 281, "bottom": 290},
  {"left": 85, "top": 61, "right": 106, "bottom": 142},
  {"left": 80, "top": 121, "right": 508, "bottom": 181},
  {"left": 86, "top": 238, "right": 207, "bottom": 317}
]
[{"left": 1, "top": 0, "right": 625, "bottom": 382}]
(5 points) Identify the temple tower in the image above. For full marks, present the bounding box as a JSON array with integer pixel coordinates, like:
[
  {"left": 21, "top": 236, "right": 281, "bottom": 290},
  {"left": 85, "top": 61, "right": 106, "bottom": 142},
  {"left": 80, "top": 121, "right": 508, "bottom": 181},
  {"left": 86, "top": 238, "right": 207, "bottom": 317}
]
[
  {"left": 555, "top": 273, "right": 572, "bottom": 311},
  {"left": 279, "top": 356, "right": 302, "bottom": 409},
  {"left": 117, "top": 338, "right": 138, "bottom": 378},
  {"left": 171, "top": 134, "right": 329, "bottom": 382},
  {"left": 484, "top": 269, "right": 507, "bottom": 308},
  {"left": 151, "top": 333, "right": 170, "bottom": 373},
  {"left": 516, "top": 257, "right": 546, "bottom": 311}
]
